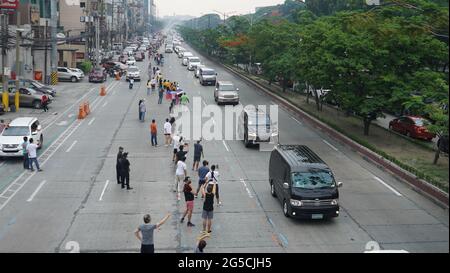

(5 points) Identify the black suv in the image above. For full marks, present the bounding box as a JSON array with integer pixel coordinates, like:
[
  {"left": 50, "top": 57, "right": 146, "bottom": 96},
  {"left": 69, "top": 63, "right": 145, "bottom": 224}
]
[{"left": 269, "top": 145, "right": 343, "bottom": 219}]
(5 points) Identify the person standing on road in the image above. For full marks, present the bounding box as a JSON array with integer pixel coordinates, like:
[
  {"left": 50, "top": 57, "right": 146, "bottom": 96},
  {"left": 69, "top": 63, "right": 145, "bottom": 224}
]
[
  {"left": 205, "top": 165, "right": 221, "bottom": 206},
  {"left": 180, "top": 92, "right": 190, "bottom": 106},
  {"left": 172, "top": 135, "right": 183, "bottom": 162},
  {"left": 181, "top": 177, "right": 195, "bottom": 227},
  {"left": 192, "top": 140, "right": 204, "bottom": 171},
  {"left": 158, "top": 83, "right": 164, "bottom": 104},
  {"left": 121, "top": 152, "right": 133, "bottom": 190},
  {"left": 201, "top": 183, "right": 216, "bottom": 234},
  {"left": 146, "top": 80, "right": 152, "bottom": 96},
  {"left": 116, "top": 147, "right": 124, "bottom": 184},
  {"left": 21, "top": 136, "right": 29, "bottom": 170},
  {"left": 135, "top": 213, "right": 171, "bottom": 253},
  {"left": 150, "top": 119, "right": 158, "bottom": 147},
  {"left": 139, "top": 99, "right": 147, "bottom": 122},
  {"left": 163, "top": 119, "right": 172, "bottom": 147},
  {"left": 27, "top": 138, "right": 42, "bottom": 172},
  {"left": 195, "top": 160, "right": 209, "bottom": 198},
  {"left": 174, "top": 157, "right": 187, "bottom": 201}
]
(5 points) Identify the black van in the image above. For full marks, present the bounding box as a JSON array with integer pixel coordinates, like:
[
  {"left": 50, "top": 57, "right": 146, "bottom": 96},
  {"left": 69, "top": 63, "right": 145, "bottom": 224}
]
[{"left": 269, "top": 145, "right": 343, "bottom": 219}]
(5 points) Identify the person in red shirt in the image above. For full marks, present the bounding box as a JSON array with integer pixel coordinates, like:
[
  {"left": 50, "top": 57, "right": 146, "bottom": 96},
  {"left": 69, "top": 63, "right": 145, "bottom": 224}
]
[
  {"left": 150, "top": 119, "right": 158, "bottom": 147},
  {"left": 41, "top": 94, "right": 49, "bottom": 112}
]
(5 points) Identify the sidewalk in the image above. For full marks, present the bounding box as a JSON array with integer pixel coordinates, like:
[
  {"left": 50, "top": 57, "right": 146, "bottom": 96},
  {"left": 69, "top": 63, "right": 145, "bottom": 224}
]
[{"left": 228, "top": 65, "right": 449, "bottom": 193}]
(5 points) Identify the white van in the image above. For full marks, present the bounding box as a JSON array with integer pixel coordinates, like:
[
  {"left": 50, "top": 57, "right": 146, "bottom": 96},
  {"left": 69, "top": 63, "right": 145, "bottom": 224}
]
[{"left": 182, "top": 52, "right": 194, "bottom": 66}]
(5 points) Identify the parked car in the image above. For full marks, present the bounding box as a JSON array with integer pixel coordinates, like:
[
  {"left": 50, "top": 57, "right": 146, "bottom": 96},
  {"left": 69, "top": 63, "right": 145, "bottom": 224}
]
[
  {"left": 69, "top": 68, "right": 85, "bottom": 79},
  {"left": 389, "top": 116, "right": 436, "bottom": 141},
  {"left": 214, "top": 81, "right": 239, "bottom": 105},
  {"left": 199, "top": 67, "right": 217, "bottom": 85},
  {"left": 8, "top": 79, "right": 56, "bottom": 97},
  {"left": 126, "top": 66, "right": 141, "bottom": 81},
  {"left": 238, "top": 107, "right": 278, "bottom": 147},
  {"left": 0, "top": 87, "right": 51, "bottom": 109},
  {"left": 126, "top": 56, "right": 136, "bottom": 66},
  {"left": 269, "top": 145, "right": 343, "bottom": 219},
  {"left": 57, "top": 67, "right": 81, "bottom": 82},
  {"left": 165, "top": 46, "right": 173, "bottom": 53},
  {"left": 0, "top": 117, "right": 44, "bottom": 157},
  {"left": 182, "top": 52, "right": 193, "bottom": 65},
  {"left": 88, "top": 67, "right": 107, "bottom": 83},
  {"left": 187, "top": 57, "right": 201, "bottom": 71}
]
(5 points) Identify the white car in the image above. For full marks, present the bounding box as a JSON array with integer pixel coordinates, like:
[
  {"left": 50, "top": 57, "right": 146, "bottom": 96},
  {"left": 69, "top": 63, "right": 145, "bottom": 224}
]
[
  {"left": 195, "top": 64, "right": 206, "bottom": 78},
  {"left": 69, "top": 68, "right": 85, "bottom": 79},
  {"left": 0, "top": 117, "right": 43, "bottom": 157},
  {"left": 165, "top": 47, "right": 173, "bottom": 53},
  {"left": 182, "top": 52, "right": 194, "bottom": 65},
  {"left": 126, "top": 66, "right": 141, "bottom": 81},
  {"left": 126, "top": 57, "right": 136, "bottom": 66},
  {"left": 187, "top": 57, "right": 201, "bottom": 71}
]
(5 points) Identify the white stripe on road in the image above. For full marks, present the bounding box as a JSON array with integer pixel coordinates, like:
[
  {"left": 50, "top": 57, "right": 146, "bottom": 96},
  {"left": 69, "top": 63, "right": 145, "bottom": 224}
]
[
  {"left": 240, "top": 178, "right": 253, "bottom": 198},
  {"left": 202, "top": 100, "right": 207, "bottom": 107},
  {"left": 323, "top": 140, "right": 339, "bottom": 152},
  {"left": 222, "top": 140, "right": 230, "bottom": 152},
  {"left": 66, "top": 140, "right": 78, "bottom": 153},
  {"left": 99, "top": 180, "right": 110, "bottom": 201},
  {"left": 0, "top": 162, "right": 6, "bottom": 168},
  {"left": 291, "top": 117, "right": 302, "bottom": 125},
  {"left": 68, "top": 114, "right": 75, "bottom": 118},
  {"left": 102, "top": 101, "right": 108, "bottom": 108},
  {"left": 26, "top": 180, "right": 47, "bottom": 202},
  {"left": 373, "top": 176, "right": 402, "bottom": 196},
  {"left": 88, "top": 118, "right": 96, "bottom": 126}
]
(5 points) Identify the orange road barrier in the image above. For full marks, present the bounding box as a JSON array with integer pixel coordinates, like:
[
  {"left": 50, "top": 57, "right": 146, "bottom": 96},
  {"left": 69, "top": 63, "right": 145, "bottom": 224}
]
[
  {"left": 78, "top": 104, "right": 86, "bottom": 119},
  {"left": 100, "top": 85, "right": 106, "bottom": 96},
  {"left": 84, "top": 101, "right": 90, "bottom": 115}
]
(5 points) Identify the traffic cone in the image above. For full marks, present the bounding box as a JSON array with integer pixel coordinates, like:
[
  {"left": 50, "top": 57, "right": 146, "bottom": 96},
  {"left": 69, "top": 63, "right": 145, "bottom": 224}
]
[
  {"left": 100, "top": 85, "right": 106, "bottom": 96},
  {"left": 78, "top": 104, "right": 86, "bottom": 119},
  {"left": 84, "top": 101, "right": 90, "bottom": 115}
]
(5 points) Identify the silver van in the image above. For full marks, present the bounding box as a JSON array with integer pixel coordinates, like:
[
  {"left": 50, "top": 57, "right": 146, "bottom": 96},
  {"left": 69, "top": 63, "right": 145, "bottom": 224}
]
[
  {"left": 199, "top": 67, "right": 217, "bottom": 86},
  {"left": 214, "top": 81, "right": 239, "bottom": 105}
]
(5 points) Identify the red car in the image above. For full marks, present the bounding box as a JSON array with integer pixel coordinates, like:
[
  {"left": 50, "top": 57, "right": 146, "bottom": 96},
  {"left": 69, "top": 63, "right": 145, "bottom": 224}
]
[{"left": 389, "top": 116, "right": 436, "bottom": 141}]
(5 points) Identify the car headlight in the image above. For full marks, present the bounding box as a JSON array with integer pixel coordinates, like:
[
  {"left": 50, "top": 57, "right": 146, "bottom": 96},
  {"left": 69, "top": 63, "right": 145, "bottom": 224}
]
[
  {"left": 248, "top": 132, "right": 257, "bottom": 137},
  {"left": 331, "top": 199, "right": 338, "bottom": 206},
  {"left": 290, "top": 199, "right": 303, "bottom": 207}
]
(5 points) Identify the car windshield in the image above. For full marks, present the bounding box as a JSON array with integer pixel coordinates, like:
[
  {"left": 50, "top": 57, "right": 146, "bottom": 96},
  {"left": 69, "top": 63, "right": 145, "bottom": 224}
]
[
  {"left": 412, "top": 118, "right": 429, "bottom": 127},
  {"left": 202, "top": 70, "right": 215, "bottom": 75},
  {"left": 128, "top": 67, "right": 139, "bottom": 72},
  {"left": 220, "top": 84, "right": 236, "bottom": 91},
  {"left": 190, "top": 58, "right": 200, "bottom": 63},
  {"left": 292, "top": 169, "right": 335, "bottom": 189},
  {"left": 2, "top": 126, "right": 30, "bottom": 136}
]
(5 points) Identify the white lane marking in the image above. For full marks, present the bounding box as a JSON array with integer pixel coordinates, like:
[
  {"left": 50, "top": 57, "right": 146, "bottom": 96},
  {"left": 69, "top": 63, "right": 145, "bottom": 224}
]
[
  {"left": 291, "top": 117, "right": 302, "bottom": 125},
  {"left": 0, "top": 120, "right": 84, "bottom": 212},
  {"left": 102, "top": 101, "right": 108, "bottom": 108},
  {"left": 68, "top": 114, "right": 75, "bottom": 118},
  {"left": 212, "top": 118, "right": 216, "bottom": 125},
  {"left": 198, "top": 91, "right": 201, "bottom": 95},
  {"left": 26, "top": 180, "right": 47, "bottom": 202},
  {"left": 373, "top": 176, "right": 402, "bottom": 197},
  {"left": 88, "top": 118, "right": 96, "bottom": 126},
  {"left": 66, "top": 140, "right": 78, "bottom": 153},
  {"left": 222, "top": 140, "right": 230, "bottom": 152},
  {"left": 0, "top": 162, "right": 6, "bottom": 168},
  {"left": 99, "top": 180, "right": 110, "bottom": 201},
  {"left": 323, "top": 139, "right": 339, "bottom": 152},
  {"left": 240, "top": 178, "right": 253, "bottom": 198},
  {"left": 202, "top": 100, "right": 207, "bottom": 107}
]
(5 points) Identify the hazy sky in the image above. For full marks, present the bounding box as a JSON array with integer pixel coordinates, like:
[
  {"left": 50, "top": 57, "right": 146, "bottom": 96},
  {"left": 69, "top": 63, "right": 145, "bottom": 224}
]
[{"left": 154, "top": 0, "right": 287, "bottom": 18}]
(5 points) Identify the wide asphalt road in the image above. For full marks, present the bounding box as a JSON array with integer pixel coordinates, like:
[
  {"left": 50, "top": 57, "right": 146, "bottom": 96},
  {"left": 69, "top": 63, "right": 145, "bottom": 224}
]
[{"left": 0, "top": 38, "right": 447, "bottom": 253}]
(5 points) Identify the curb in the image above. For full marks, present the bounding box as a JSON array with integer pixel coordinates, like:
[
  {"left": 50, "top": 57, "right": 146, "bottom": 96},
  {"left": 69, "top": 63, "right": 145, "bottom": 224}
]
[{"left": 221, "top": 64, "right": 449, "bottom": 208}]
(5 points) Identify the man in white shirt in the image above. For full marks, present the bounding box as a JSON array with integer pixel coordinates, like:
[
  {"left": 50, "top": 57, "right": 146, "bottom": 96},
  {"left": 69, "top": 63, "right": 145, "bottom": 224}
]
[
  {"left": 172, "top": 135, "right": 183, "bottom": 162},
  {"left": 205, "top": 165, "right": 220, "bottom": 206},
  {"left": 163, "top": 118, "right": 172, "bottom": 147},
  {"left": 27, "top": 138, "right": 42, "bottom": 172},
  {"left": 174, "top": 158, "right": 187, "bottom": 201}
]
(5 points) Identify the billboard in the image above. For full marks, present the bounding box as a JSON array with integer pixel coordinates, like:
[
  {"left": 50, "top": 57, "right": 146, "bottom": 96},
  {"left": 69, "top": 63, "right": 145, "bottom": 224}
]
[{"left": 0, "top": 0, "right": 19, "bottom": 10}]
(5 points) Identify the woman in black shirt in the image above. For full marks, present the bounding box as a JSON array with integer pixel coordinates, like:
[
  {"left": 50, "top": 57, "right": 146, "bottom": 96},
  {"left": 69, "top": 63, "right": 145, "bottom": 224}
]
[
  {"left": 201, "top": 183, "right": 216, "bottom": 234},
  {"left": 181, "top": 177, "right": 195, "bottom": 227}
]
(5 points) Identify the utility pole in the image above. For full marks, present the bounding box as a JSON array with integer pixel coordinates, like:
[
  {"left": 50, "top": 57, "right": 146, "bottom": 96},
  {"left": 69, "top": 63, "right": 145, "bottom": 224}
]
[
  {"left": 1, "top": 13, "right": 9, "bottom": 112},
  {"left": 95, "top": 15, "right": 100, "bottom": 68},
  {"left": 15, "top": 11, "right": 20, "bottom": 90},
  {"left": 44, "top": 20, "right": 48, "bottom": 84},
  {"left": 124, "top": 0, "right": 128, "bottom": 42},
  {"left": 50, "top": 0, "right": 57, "bottom": 85}
]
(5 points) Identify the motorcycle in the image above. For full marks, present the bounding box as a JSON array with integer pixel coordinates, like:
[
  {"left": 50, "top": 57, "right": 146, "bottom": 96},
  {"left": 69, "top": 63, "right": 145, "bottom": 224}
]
[{"left": 129, "top": 78, "right": 134, "bottom": 89}]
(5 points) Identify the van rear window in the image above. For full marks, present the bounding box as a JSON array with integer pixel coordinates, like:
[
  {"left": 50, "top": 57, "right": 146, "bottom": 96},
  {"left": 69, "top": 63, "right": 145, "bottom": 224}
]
[{"left": 292, "top": 169, "right": 335, "bottom": 189}]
